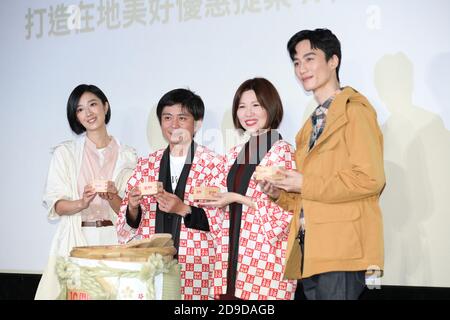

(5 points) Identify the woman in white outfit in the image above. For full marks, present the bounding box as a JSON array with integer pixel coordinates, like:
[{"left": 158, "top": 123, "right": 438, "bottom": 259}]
[{"left": 35, "top": 84, "right": 137, "bottom": 299}]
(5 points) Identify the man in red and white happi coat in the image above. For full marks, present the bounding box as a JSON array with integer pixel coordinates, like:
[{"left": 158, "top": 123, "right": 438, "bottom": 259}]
[{"left": 116, "top": 89, "right": 224, "bottom": 300}]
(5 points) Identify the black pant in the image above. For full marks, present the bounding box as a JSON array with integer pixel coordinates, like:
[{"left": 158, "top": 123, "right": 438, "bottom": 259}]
[
  {"left": 301, "top": 271, "right": 366, "bottom": 300},
  {"left": 299, "top": 230, "right": 366, "bottom": 300}
]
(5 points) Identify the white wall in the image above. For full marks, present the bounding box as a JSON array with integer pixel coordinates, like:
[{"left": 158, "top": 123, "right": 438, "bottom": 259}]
[{"left": 1, "top": 0, "right": 449, "bottom": 287}]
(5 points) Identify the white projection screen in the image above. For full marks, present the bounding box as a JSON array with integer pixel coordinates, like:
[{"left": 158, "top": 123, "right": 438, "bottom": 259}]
[{"left": 1, "top": 0, "right": 449, "bottom": 288}]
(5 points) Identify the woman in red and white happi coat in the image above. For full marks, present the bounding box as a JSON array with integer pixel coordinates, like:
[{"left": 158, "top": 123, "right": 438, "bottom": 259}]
[
  {"left": 204, "top": 78, "right": 298, "bottom": 300},
  {"left": 116, "top": 89, "right": 224, "bottom": 300}
]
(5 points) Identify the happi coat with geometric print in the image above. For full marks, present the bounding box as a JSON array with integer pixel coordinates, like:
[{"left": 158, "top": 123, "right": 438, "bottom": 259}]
[
  {"left": 116, "top": 144, "right": 224, "bottom": 300},
  {"left": 206, "top": 139, "right": 298, "bottom": 300}
]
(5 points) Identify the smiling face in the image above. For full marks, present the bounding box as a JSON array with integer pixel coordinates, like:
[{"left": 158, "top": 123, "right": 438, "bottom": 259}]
[
  {"left": 160, "top": 104, "right": 197, "bottom": 146},
  {"left": 293, "top": 39, "right": 339, "bottom": 97},
  {"left": 76, "top": 92, "right": 108, "bottom": 133},
  {"left": 236, "top": 90, "right": 268, "bottom": 134}
]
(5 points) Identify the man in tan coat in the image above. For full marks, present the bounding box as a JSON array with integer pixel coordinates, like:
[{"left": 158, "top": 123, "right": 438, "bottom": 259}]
[{"left": 260, "top": 28, "right": 385, "bottom": 300}]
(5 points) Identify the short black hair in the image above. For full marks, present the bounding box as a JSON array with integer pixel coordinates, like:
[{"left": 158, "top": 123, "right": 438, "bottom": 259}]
[
  {"left": 287, "top": 28, "right": 342, "bottom": 82},
  {"left": 66, "top": 84, "right": 111, "bottom": 135},
  {"left": 232, "top": 78, "right": 284, "bottom": 130},
  {"left": 156, "top": 88, "right": 204, "bottom": 123}
]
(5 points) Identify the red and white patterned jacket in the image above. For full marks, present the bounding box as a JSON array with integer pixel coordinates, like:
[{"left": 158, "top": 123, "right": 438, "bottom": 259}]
[
  {"left": 116, "top": 144, "right": 224, "bottom": 300},
  {"left": 206, "top": 139, "right": 298, "bottom": 300}
]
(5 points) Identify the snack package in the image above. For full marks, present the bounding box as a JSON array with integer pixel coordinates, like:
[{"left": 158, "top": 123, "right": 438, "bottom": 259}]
[
  {"left": 92, "top": 179, "right": 108, "bottom": 192},
  {"left": 253, "top": 166, "right": 284, "bottom": 180},
  {"left": 140, "top": 181, "right": 164, "bottom": 195},
  {"left": 193, "top": 186, "right": 220, "bottom": 200}
]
